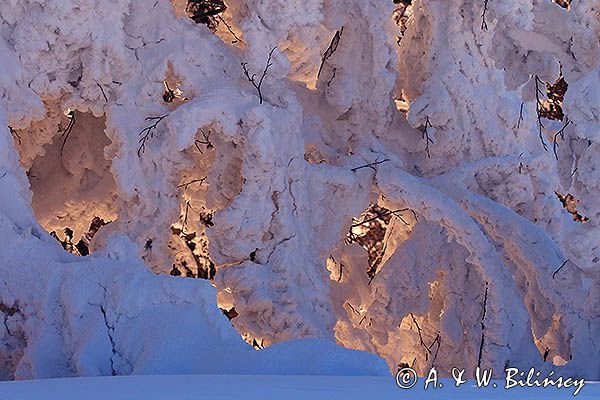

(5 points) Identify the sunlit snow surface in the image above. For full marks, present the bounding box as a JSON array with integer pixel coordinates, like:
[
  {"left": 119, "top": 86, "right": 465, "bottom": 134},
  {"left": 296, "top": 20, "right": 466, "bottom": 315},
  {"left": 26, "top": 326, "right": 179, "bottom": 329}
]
[{"left": 0, "top": 376, "right": 599, "bottom": 400}]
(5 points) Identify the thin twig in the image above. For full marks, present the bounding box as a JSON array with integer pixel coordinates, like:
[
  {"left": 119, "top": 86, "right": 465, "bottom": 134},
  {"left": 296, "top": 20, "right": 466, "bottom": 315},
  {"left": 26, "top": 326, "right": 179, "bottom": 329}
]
[
  {"left": 178, "top": 177, "right": 207, "bottom": 190},
  {"left": 194, "top": 129, "right": 214, "bottom": 154},
  {"left": 552, "top": 118, "right": 571, "bottom": 160},
  {"left": 534, "top": 75, "right": 549, "bottom": 151},
  {"left": 181, "top": 200, "right": 198, "bottom": 233},
  {"left": 410, "top": 313, "right": 441, "bottom": 363},
  {"left": 430, "top": 334, "right": 441, "bottom": 365},
  {"left": 517, "top": 102, "right": 524, "bottom": 129},
  {"left": 552, "top": 259, "right": 569, "bottom": 279},
  {"left": 215, "top": 14, "right": 243, "bottom": 44},
  {"left": 317, "top": 27, "right": 344, "bottom": 80},
  {"left": 351, "top": 158, "right": 390, "bottom": 172},
  {"left": 421, "top": 117, "right": 434, "bottom": 158},
  {"left": 60, "top": 110, "right": 76, "bottom": 156},
  {"left": 481, "top": 0, "right": 489, "bottom": 31},
  {"left": 326, "top": 67, "right": 337, "bottom": 87},
  {"left": 477, "top": 282, "right": 489, "bottom": 369},
  {"left": 241, "top": 47, "right": 277, "bottom": 104},
  {"left": 138, "top": 114, "right": 169, "bottom": 156},
  {"left": 351, "top": 208, "right": 414, "bottom": 228},
  {"left": 571, "top": 167, "right": 578, "bottom": 177},
  {"left": 346, "top": 302, "right": 360, "bottom": 315},
  {"left": 8, "top": 126, "right": 21, "bottom": 145},
  {"left": 410, "top": 313, "right": 428, "bottom": 354},
  {"left": 95, "top": 81, "right": 108, "bottom": 103}
]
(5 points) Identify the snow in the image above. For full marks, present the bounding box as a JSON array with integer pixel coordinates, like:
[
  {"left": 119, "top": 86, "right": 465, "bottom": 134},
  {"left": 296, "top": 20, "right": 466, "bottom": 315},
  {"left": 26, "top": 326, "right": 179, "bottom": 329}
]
[
  {"left": 0, "top": 0, "right": 599, "bottom": 387},
  {"left": 1, "top": 376, "right": 599, "bottom": 400}
]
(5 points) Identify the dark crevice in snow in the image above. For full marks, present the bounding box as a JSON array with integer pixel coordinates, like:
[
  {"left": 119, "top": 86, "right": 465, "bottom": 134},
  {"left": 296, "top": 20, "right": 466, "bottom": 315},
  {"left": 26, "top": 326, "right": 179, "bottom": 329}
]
[
  {"left": 186, "top": 0, "right": 227, "bottom": 29},
  {"left": 98, "top": 305, "right": 118, "bottom": 376},
  {"left": 0, "top": 303, "right": 21, "bottom": 337},
  {"left": 0, "top": 302, "right": 26, "bottom": 380},
  {"left": 476, "top": 282, "right": 489, "bottom": 369},
  {"left": 393, "top": 0, "right": 413, "bottom": 45},
  {"left": 346, "top": 204, "right": 416, "bottom": 281},
  {"left": 50, "top": 217, "right": 111, "bottom": 256},
  {"left": 170, "top": 225, "right": 216, "bottom": 279},
  {"left": 21, "top": 112, "right": 118, "bottom": 257},
  {"left": 90, "top": 284, "right": 134, "bottom": 377},
  {"left": 555, "top": 191, "right": 589, "bottom": 223},
  {"left": 553, "top": 0, "right": 571, "bottom": 9},
  {"left": 541, "top": 72, "right": 568, "bottom": 122}
]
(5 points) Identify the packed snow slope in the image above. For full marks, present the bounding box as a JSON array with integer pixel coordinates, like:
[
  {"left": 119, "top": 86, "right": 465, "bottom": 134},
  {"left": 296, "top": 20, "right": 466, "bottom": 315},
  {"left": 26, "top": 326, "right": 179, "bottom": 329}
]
[
  {"left": 1, "top": 0, "right": 599, "bottom": 382},
  {"left": 1, "top": 375, "right": 599, "bottom": 400}
]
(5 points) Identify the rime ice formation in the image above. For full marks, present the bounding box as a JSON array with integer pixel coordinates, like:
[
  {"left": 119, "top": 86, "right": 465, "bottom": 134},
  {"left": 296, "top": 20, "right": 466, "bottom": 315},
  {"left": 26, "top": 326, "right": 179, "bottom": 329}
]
[{"left": 0, "top": 0, "right": 599, "bottom": 381}]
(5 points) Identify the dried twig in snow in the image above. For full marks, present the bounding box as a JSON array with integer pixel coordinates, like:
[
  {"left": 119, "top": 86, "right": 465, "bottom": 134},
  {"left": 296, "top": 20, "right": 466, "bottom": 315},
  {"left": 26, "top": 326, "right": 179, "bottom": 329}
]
[
  {"left": 138, "top": 114, "right": 169, "bottom": 156},
  {"left": 241, "top": 47, "right": 277, "bottom": 104},
  {"left": 351, "top": 158, "right": 390, "bottom": 172},
  {"left": 60, "top": 110, "right": 76, "bottom": 156},
  {"left": 477, "top": 282, "right": 489, "bottom": 369},
  {"left": 317, "top": 27, "right": 344, "bottom": 80},
  {"left": 552, "top": 117, "right": 571, "bottom": 160},
  {"left": 534, "top": 75, "right": 549, "bottom": 151}
]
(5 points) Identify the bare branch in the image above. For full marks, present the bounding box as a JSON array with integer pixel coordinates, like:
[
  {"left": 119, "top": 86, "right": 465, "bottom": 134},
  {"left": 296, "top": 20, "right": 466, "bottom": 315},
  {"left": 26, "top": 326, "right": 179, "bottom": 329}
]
[
  {"left": 481, "top": 0, "right": 489, "bottom": 31},
  {"left": 95, "top": 81, "right": 108, "bottom": 103},
  {"left": 178, "top": 177, "right": 207, "bottom": 190},
  {"left": 241, "top": 47, "right": 277, "bottom": 104},
  {"left": 477, "top": 282, "right": 489, "bottom": 369},
  {"left": 326, "top": 67, "right": 337, "bottom": 88},
  {"left": 552, "top": 117, "right": 571, "bottom": 160},
  {"left": 317, "top": 27, "right": 344, "bottom": 80},
  {"left": 60, "top": 110, "right": 76, "bottom": 156},
  {"left": 351, "top": 158, "right": 390, "bottom": 173},
  {"left": 8, "top": 126, "right": 21, "bottom": 145},
  {"left": 421, "top": 116, "right": 434, "bottom": 158},
  {"left": 552, "top": 259, "right": 569, "bottom": 279},
  {"left": 194, "top": 129, "right": 214, "bottom": 154},
  {"left": 571, "top": 167, "right": 578, "bottom": 177},
  {"left": 345, "top": 302, "right": 360, "bottom": 315},
  {"left": 410, "top": 313, "right": 442, "bottom": 364},
  {"left": 534, "top": 75, "right": 549, "bottom": 151},
  {"left": 137, "top": 114, "right": 169, "bottom": 156},
  {"left": 351, "top": 208, "right": 414, "bottom": 228},
  {"left": 181, "top": 200, "right": 198, "bottom": 233},
  {"left": 215, "top": 14, "right": 243, "bottom": 44},
  {"left": 517, "top": 102, "right": 524, "bottom": 129}
]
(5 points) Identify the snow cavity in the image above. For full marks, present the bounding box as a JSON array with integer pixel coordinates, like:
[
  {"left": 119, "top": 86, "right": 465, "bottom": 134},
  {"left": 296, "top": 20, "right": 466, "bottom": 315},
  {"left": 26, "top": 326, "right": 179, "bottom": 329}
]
[{"left": 23, "top": 112, "right": 117, "bottom": 256}]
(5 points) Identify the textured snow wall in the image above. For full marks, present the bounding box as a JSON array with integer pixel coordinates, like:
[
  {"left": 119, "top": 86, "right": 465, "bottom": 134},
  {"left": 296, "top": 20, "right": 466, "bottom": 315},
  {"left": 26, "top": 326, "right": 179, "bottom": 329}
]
[
  {"left": 0, "top": 113, "right": 391, "bottom": 379},
  {"left": 0, "top": 0, "right": 599, "bottom": 380}
]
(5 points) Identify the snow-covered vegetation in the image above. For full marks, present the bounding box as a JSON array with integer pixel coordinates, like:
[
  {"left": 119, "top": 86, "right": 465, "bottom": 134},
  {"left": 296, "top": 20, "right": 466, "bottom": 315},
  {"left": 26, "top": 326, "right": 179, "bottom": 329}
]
[{"left": 0, "top": 0, "right": 599, "bottom": 384}]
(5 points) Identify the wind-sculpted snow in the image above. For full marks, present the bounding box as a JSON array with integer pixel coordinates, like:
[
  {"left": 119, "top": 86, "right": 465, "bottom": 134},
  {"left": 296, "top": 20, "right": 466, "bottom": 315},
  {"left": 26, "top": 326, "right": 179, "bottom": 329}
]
[{"left": 0, "top": 0, "right": 599, "bottom": 381}]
